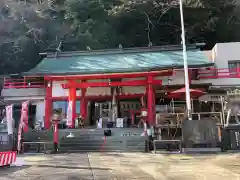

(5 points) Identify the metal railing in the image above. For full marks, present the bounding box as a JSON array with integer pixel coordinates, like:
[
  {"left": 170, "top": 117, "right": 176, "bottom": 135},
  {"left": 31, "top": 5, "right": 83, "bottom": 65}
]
[
  {"left": 3, "top": 77, "right": 45, "bottom": 89},
  {"left": 0, "top": 133, "right": 13, "bottom": 152},
  {"left": 198, "top": 68, "right": 240, "bottom": 79},
  {"left": 0, "top": 141, "right": 12, "bottom": 152},
  {"left": 156, "top": 112, "right": 224, "bottom": 125}
]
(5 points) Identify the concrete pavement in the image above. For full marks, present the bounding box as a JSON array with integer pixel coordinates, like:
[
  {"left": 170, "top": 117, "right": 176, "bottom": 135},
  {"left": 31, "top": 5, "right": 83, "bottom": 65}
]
[{"left": 1, "top": 152, "right": 240, "bottom": 179}]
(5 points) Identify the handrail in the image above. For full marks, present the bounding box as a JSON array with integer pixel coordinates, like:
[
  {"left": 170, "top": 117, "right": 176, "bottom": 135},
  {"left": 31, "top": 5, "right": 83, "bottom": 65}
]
[{"left": 3, "top": 78, "right": 45, "bottom": 89}]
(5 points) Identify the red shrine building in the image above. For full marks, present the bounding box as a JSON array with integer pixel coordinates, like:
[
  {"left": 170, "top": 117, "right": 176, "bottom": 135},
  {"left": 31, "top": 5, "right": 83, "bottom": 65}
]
[{"left": 1, "top": 44, "right": 226, "bottom": 129}]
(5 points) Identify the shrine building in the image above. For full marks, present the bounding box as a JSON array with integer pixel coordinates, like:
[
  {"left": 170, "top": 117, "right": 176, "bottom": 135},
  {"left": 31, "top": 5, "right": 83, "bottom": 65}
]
[{"left": 1, "top": 44, "right": 214, "bottom": 129}]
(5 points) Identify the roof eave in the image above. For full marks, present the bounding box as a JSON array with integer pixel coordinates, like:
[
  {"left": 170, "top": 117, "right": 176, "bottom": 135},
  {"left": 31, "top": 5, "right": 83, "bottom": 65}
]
[{"left": 22, "top": 63, "right": 214, "bottom": 77}]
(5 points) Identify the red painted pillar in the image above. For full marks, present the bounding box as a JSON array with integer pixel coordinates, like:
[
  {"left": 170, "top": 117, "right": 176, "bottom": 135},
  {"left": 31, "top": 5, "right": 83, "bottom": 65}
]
[
  {"left": 70, "top": 87, "right": 77, "bottom": 128},
  {"left": 81, "top": 88, "right": 86, "bottom": 120},
  {"left": 147, "top": 76, "right": 154, "bottom": 125},
  {"left": 45, "top": 81, "right": 52, "bottom": 129},
  {"left": 152, "top": 88, "right": 156, "bottom": 125}
]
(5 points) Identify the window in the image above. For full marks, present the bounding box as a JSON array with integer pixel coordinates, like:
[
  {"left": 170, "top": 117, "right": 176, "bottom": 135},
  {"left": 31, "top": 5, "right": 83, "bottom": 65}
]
[
  {"left": 228, "top": 61, "right": 240, "bottom": 75},
  {"left": 53, "top": 101, "right": 81, "bottom": 117}
]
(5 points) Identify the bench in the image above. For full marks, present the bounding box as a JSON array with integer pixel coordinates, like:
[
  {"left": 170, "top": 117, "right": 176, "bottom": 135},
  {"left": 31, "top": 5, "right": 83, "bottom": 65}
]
[
  {"left": 23, "top": 141, "right": 52, "bottom": 153},
  {"left": 153, "top": 139, "right": 182, "bottom": 153}
]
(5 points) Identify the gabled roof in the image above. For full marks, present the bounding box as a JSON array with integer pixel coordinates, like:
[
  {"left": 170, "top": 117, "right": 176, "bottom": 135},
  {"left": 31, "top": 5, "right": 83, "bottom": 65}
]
[{"left": 24, "top": 44, "right": 213, "bottom": 76}]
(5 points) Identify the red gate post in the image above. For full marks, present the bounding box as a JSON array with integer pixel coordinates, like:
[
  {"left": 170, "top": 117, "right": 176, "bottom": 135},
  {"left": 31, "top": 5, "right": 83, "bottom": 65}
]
[
  {"left": 45, "top": 81, "right": 52, "bottom": 129},
  {"left": 147, "top": 76, "right": 154, "bottom": 125},
  {"left": 68, "top": 80, "right": 77, "bottom": 128},
  {"left": 152, "top": 88, "right": 156, "bottom": 125},
  {"left": 71, "top": 88, "right": 77, "bottom": 128},
  {"left": 81, "top": 86, "right": 87, "bottom": 120}
]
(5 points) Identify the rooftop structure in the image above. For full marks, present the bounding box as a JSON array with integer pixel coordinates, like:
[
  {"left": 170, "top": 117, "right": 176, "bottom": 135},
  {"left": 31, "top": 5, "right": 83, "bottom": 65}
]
[{"left": 24, "top": 44, "right": 212, "bottom": 76}]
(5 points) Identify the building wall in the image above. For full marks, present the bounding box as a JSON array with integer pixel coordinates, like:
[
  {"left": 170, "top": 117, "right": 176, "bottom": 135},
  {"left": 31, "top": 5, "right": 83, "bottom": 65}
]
[
  {"left": 213, "top": 42, "right": 240, "bottom": 68},
  {"left": 199, "top": 42, "right": 240, "bottom": 86},
  {"left": 1, "top": 88, "right": 45, "bottom": 98}
]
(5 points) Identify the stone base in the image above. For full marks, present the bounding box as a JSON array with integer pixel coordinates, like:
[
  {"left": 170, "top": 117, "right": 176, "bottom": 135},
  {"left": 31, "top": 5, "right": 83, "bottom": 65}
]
[{"left": 182, "top": 148, "right": 221, "bottom": 153}]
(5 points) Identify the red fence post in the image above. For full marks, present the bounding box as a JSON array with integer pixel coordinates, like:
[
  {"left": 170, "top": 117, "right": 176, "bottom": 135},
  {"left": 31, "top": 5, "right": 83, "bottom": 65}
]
[{"left": 45, "top": 81, "right": 52, "bottom": 129}]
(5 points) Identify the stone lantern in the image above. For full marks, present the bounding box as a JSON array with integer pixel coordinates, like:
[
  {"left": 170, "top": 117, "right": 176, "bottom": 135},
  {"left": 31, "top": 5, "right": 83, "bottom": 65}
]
[{"left": 51, "top": 110, "right": 61, "bottom": 153}]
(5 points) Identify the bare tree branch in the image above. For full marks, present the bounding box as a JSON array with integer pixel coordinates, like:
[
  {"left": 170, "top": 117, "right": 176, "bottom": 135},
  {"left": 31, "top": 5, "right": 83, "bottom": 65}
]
[{"left": 143, "top": 12, "right": 154, "bottom": 46}]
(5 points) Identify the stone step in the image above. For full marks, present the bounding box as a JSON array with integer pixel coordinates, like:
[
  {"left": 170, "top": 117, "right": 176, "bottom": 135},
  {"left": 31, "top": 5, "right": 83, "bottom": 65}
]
[
  {"left": 60, "top": 142, "right": 104, "bottom": 147},
  {"left": 59, "top": 145, "right": 145, "bottom": 152},
  {"left": 23, "top": 128, "right": 146, "bottom": 153},
  {"left": 59, "top": 128, "right": 144, "bottom": 136},
  {"left": 58, "top": 149, "right": 124, "bottom": 153},
  {"left": 61, "top": 137, "right": 145, "bottom": 142},
  {"left": 61, "top": 139, "right": 145, "bottom": 146}
]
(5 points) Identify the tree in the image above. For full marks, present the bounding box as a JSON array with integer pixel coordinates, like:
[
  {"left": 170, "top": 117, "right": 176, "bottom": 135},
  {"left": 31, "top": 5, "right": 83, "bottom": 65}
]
[{"left": 0, "top": 0, "right": 239, "bottom": 74}]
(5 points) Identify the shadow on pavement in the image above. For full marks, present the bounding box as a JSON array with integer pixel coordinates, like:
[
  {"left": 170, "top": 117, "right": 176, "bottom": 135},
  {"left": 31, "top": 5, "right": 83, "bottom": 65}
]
[
  {"left": 0, "top": 165, "right": 31, "bottom": 175},
  {"left": 35, "top": 164, "right": 111, "bottom": 170}
]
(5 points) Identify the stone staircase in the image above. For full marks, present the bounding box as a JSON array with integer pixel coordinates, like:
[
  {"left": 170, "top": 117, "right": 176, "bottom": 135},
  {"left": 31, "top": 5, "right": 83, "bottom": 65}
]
[{"left": 59, "top": 128, "right": 146, "bottom": 153}]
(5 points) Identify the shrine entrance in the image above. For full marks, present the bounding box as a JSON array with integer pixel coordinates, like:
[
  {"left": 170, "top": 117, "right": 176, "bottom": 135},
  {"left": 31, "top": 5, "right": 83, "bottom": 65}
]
[
  {"left": 43, "top": 71, "right": 174, "bottom": 152},
  {"left": 92, "top": 100, "right": 142, "bottom": 128},
  {"left": 61, "top": 76, "right": 161, "bottom": 129},
  {"left": 44, "top": 71, "right": 173, "bottom": 129}
]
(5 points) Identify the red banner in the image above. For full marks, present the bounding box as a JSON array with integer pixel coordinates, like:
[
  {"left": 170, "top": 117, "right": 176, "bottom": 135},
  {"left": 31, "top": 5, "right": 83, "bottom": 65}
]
[
  {"left": 6, "top": 105, "right": 13, "bottom": 135},
  {"left": 21, "top": 101, "right": 29, "bottom": 132},
  {"left": 17, "top": 101, "right": 28, "bottom": 153}
]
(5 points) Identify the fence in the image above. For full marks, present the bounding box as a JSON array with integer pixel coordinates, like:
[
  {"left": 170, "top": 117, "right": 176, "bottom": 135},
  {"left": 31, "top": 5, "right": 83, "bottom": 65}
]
[
  {"left": 198, "top": 68, "right": 240, "bottom": 79},
  {"left": 3, "top": 77, "right": 45, "bottom": 89},
  {"left": 222, "top": 125, "right": 240, "bottom": 150},
  {"left": 156, "top": 112, "right": 223, "bottom": 125}
]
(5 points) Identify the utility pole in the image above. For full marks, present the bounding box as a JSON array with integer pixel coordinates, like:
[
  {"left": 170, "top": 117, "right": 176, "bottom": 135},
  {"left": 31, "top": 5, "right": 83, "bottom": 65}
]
[{"left": 179, "top": 0, "right": 192, "bottom": 120}]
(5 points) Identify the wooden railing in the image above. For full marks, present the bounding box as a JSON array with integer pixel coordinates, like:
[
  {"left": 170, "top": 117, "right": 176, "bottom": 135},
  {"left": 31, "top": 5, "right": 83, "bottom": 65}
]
[
  {"left": 198, "top": 68, "right": 240, "bottom": 79},
  {"left": 3, "top": 78, "right": 45, "bottom": 89}
]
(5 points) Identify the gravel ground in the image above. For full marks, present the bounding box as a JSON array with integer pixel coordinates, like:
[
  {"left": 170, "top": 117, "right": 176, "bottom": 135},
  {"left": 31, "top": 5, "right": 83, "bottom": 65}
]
[{"left": 1, "top": 152, "right": 240, "bottom": 180}]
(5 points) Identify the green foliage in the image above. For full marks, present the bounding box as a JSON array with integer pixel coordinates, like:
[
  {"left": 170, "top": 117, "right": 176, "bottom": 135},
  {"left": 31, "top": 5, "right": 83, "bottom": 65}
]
[{"left": 0, "top": 0, "right": 239, "bottom": 74}]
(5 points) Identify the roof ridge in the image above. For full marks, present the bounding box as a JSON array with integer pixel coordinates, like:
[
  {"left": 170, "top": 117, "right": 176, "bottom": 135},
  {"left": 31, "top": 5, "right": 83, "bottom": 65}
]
[{"left": 44, "top": 44, "right": 200, "bottom": 58}]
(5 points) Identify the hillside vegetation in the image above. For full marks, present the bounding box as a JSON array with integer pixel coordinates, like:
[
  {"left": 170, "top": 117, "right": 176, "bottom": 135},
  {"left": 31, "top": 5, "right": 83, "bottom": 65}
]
[{"left": 0, "top": 0, "right": 239, "bottom": 74}]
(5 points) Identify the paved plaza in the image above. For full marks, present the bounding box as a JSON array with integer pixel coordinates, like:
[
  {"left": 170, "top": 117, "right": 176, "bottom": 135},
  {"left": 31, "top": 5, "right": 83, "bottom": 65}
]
[{"left": 1, "top": 152, "right": 240, "bottom": 180}]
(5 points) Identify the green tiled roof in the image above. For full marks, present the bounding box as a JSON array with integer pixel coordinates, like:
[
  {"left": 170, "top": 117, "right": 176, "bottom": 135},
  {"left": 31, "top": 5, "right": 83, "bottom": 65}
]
[{"left": 25, "top": 46, "right": 212, "bottom": 75}]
